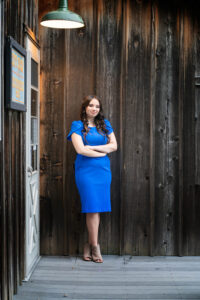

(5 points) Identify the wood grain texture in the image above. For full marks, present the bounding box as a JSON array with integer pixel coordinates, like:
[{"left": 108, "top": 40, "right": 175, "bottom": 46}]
[
  {"left": 13, "top": 255, "right": 200, "bottom": 300},
  {"left": 1, "top": 1, "right": 38, "bottom": 300},
  {"left": 39, "top": 0, "right": 200, "bottom": 257},
  {"left": 2, "top": 8, "right": 199, "bottom": 300},
  {"left": 95, "top": 0, "right": 122, "bottom": 254},
  {"left": 121, "top": 0, "right": 151, "bottom": 255},
  {"left": 194, "top": 17, "right": 200, "bottom": 256},
  {"left": 149, "top": 1, "right": 156, "bottom": 257},
  {"left": 40, "top": 27, "right": 66, "bottom": 255},
  {"left": 153, "top": 2, "right": 179, "bottom": 256},
  {"left": 181, "top": 10, "right": 196, "bottom": 256},
  {"left": 0, "top": 4, "right": 7, "bottom": 300}
]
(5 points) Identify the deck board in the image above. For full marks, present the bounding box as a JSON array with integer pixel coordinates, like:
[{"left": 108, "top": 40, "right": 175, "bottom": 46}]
[{"left": 14, "top": 256, "right": 200, "bottom": 300}]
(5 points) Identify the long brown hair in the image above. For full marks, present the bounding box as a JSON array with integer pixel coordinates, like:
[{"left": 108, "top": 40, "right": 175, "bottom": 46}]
[{"left": 80, "top": 95, "right": 109, "bottom": 143}]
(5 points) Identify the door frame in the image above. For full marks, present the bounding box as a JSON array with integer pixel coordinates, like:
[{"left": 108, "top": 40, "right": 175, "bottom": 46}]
[{"left": 23, "top": 28, "right": 41, "bottom": 281}]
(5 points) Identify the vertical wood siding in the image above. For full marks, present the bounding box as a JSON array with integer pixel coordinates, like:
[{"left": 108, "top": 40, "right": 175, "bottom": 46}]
[
  {"left": 39, "top": 0, "right": 200, "bottom": 256},
  {"left": 0, "top": 1, "right": 38, "bottom": 300}
]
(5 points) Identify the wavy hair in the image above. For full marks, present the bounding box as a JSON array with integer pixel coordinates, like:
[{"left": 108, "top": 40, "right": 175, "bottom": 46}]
[{"left": 80, "top": 95, "right": 109, "bottom": 143}]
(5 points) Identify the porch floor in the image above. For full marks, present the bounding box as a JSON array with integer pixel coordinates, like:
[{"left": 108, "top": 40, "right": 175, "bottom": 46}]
[{"left": 14, "top": 255, "right": 200, "bottom": 300}]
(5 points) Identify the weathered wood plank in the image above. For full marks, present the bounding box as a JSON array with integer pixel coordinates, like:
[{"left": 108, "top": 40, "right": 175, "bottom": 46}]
[
  {"left": 13, "top": 112, "right": 20, "bottom": 294},
  {"left": 2, "top": 1, "right": 39, "bottom": 300},
  {"left": 19, "top": 112, "right": 25, "bottom": 282},
  {"left": 193, "top": 17, "right": 200, "bottom": 255},
  {"left": 38, "top": 0, "right": 200, "bottom": 257},
  {"left": 177, "top": 6, "right": 184, "bottom": 258},
  {"left": 121, "top": 0, "right": 151, "bottom": 255},
  {"left": 13, "top": 298, "right": 199, "bottom": 300},
  {"left": 7, "top": 111, "right": 14, "bottom": 300},
  {"left": 40, "top": 27, "right": 66, "bottom": 255},
  {"left": 95, "top": 0, "right": 122, "bottom": 254},
  {"left": 13, "top": 256, "right": 200, "bottom": 300},
  {"left": 153, "top": 3, "right": 180, "bottom": 256},
  {"left": 149, "top": 1, "right": 156, "bottom": 257},
  {"left": 0, "top": 3, "right": 7, "bottom": 300},
  {"left": 181, "top": 10, "right": 196, "bottom": 256}
]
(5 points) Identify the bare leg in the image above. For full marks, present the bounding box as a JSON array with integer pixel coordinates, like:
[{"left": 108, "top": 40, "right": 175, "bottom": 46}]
[{"left": 86, "top": 213, "right": 100, "bottom": 246}]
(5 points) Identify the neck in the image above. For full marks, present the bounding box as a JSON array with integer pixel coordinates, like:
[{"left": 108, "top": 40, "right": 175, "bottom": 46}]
[{"left": 87, "top": 117, "right": 95, "bottom": 124}]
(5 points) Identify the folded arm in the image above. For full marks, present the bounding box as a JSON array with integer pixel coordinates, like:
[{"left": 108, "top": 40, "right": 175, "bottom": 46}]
[
  {"left": 71, "top": 133, "right": 106, "bottom": 157},
  {"left": 85, "top": 132, "right": 118, "bottom": 154}
]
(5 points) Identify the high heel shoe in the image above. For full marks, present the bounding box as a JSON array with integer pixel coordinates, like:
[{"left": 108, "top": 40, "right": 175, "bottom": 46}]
[
  {"left": 83, "top": 242, "right": 92, "bottom": 261},
  {"left": 91, "top": 244, "right": 103, "bottom": 263}
]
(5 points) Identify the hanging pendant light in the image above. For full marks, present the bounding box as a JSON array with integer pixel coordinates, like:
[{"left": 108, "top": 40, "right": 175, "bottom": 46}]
[{"left": 40, "top": 0, "right": 84, "bottom": 29}]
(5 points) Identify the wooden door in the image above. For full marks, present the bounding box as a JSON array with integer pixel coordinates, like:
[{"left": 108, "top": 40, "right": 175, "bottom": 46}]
[{"left": 24, "top": 35, "right": 40, "bottom": 280}]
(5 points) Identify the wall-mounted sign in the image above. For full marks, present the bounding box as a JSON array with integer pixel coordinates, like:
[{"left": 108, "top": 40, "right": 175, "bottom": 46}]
[{"left": 5, "top": 36, "right": 27, "bottom": 111}]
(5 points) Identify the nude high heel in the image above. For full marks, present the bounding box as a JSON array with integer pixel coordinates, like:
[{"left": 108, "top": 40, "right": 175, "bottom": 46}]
[
  {"left": 83, "top": 242, "right": 92, "bottom": 261},
  {"left": 91, "top": 244, "right": 103, "bottom": 263}
]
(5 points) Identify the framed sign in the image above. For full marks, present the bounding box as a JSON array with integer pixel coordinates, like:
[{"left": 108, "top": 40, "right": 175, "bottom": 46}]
[{"left": 5, "top": 36, "right": 27, "bottom": 111}]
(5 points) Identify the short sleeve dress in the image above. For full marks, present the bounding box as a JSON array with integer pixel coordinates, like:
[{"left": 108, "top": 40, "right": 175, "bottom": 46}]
[{"left": 67, "top": 119, "right": 114, "bottom": 213}]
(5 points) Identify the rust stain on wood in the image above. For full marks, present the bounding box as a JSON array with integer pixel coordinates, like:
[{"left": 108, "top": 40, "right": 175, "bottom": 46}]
[
  {"left": 183, "top": 11, "right": 193, "bottom": 57},
  {"left": 38, "top": 0, "right": 59, "bottom": 20}
]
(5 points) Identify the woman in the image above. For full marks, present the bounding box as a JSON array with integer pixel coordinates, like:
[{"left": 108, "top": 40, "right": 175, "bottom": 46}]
[{"left": 67, "top": 95, "right": 117, "bottom": 263}]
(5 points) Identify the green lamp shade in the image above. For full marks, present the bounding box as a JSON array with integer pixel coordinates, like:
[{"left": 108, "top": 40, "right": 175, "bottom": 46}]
[{"left": 40, "top": 0, "right": 84, "bottom": 29}]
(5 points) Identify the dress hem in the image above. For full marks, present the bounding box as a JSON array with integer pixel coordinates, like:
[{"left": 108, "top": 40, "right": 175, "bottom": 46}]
[{"left": 81, "top": 210, "right": 111, "bottom": 213}]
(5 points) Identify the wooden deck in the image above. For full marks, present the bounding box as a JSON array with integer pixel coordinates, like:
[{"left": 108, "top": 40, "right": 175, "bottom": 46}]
[{"left": 14, "top": 256, "right": 200, "bottom": 300}]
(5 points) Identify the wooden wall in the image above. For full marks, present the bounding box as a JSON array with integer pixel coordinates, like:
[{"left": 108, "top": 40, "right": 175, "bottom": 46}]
[
  {"left": 39, "top": 0, "right": 200, "bottom": 256},
  {"left": 0, "top": 1, "right": 38, "bottom": 300}
]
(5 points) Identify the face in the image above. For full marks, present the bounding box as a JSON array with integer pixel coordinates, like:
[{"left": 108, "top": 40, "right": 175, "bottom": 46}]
[{"left": 85, "top": 98, "right": 100, "bottom": 119}]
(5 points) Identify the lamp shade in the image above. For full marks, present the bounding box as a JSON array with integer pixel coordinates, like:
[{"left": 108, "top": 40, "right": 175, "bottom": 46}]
[{"left": 40, "top": 0, "right": 84, "bottom": 29}]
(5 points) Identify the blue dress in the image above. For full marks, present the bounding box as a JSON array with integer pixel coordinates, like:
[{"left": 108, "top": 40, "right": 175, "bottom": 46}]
[{"left": 67, "top": 119, "right": 113, "bottom": 213}]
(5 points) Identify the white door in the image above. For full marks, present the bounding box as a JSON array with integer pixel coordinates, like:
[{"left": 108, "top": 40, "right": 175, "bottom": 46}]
[{"left": 24, "top": 36, "right": 40, "bottom": 281}]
